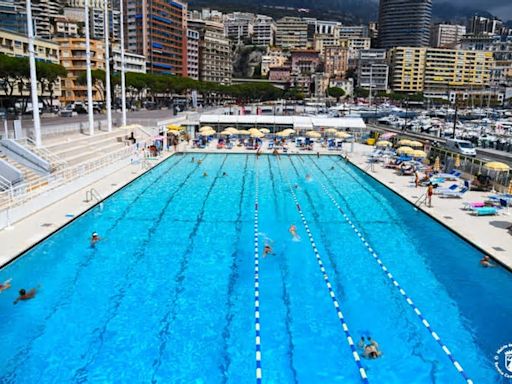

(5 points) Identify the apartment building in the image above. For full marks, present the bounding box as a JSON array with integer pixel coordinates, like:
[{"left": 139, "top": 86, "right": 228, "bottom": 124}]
[
  {"left": 261, "top": 48, "right": 289, "bottom": 77},
  {"left": 112, "top": 45, "right": 146, "bottom": 74},
  {"left": 125, "top": 0, "right": 188, "bottom": 75},
  {"left": 224, "top": 12, "right": 254, "bottom": 44},
  {"left": 357, "top": 49, "right": 389, "bottom": 91},
  {"left": 57, "top": 37, "right": 105, "bottom": 103},
  {"left": 275, "top": 17, "right": 308, "bottom": 49},
  {"left": 431, "top": 24, "right": 466, "bottom": 48},
  {"left": 187, "top": 28, "right": 199, "bottom": 80},
  {"left": 324, "top": 46, "right": 349, "bottom": 79},
  {"left": 188, "top": 19, "right": 231, "bottom": 84},
  {"left": 389, "top": 47, "right": 426, "bottom": 92},
  {"left": 252, "top": 15, "right": 275, "bottom": 46}
]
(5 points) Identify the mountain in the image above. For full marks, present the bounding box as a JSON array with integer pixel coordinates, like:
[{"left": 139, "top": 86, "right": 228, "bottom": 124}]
[{"left": 189, "top": 0, "right": 496, "bottom": 24}]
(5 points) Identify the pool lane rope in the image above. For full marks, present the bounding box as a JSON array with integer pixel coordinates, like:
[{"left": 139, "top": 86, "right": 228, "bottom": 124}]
[
  {"left": 279, "top": 160, "right": 370, "bottom": 384},
  {"left": 254, "top": 165, "right": 263, "bottom": 384},
  {"left": 309, "top": 159, "right": 473, "bottom": 384}
]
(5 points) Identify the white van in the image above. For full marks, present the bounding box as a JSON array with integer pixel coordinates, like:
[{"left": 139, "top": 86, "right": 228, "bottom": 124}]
[{"left": 445, "top": 139, "right": 477, "bottom": 157}]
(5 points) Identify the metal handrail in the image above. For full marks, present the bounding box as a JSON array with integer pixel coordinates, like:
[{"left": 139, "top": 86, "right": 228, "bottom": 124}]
[
  {"left": 0, "top": 144, "right": 137, "bottom": 211},
  {"left": 14, "top": 137, "right": 68, "bottom": 170}
]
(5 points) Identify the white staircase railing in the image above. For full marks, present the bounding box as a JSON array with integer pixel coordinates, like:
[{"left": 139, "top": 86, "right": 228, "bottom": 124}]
[
  {"left": 0, "top": 144, "right": 137, "bottom": 212},
  {"left": 14, "top": 137, "right": 68, "bottom": 171}
]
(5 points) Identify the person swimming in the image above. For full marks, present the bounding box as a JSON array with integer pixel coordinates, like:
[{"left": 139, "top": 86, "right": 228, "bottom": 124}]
[
  {"left": 197, "top": 159, "right": 203, "bottom": 165},
  {"left": 480, "top": 255, "right": 495, "bottom": 268},
  {"left": 263, "top": 244, "right": 274, "bottom": 257},
  {"left": 305, "top": 174, "right": 312, "bottom": 182},
  {"left": 0, "top": 279, "right": 12, "bottom": 292},
  {"left": 203, "top": 172, "right": 208, "bottom": 177},
  {"left": 90, "top": 232, "right": 100, "bottom": 248},
  {"left": 359, "top": 336, "right": 382, "bottom": 359},
  {"left": 289, "top": 224, "right": 300, "bottom": 240},
  {"left": 191, "top": 156, "right": 195, "bottom": 163},
  {"left": 222, "top": 172, "right": 228, "bottom": 177},
  {"left": 13, "top": 288, "right": 37, "bottom": 304}
]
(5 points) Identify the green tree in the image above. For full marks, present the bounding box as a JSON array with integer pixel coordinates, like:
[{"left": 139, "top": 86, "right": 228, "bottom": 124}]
[
  {"left": 327, "top": 87, "right": 345, "bottom": 100},
  {"left": 37, "top": 62, "right": 67, "bottom": 108},
  {"left": 354, "top": 88, "right": 369, "bottom": 98}
]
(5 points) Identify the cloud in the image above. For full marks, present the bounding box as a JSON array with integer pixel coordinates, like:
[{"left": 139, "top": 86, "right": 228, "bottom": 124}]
[{"left": 435, "top": 0, "right": 512, "bottom": 19}]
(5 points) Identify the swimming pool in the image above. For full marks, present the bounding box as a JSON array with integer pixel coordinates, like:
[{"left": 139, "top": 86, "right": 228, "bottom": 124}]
[{"left": 0, "top": 153, "right": 511, "bottom": 383}]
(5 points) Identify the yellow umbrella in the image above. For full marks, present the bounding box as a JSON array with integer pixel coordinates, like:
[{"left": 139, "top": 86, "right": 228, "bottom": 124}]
[
  {"left": 484, "top": 162, "right": 510, "bottom": 172},
  {"left": 411, "top": 150, "right": 427, "bottom": 158},
  {"left": 199, "top": 126, "right": 213, "bottom": 132},
  {"left": 376, "top": 140, "right": 392, "bottom": 147},
  {"left": 249, "top": 128, "right": 260, "bottom": 134},
  {"left": 397, "top": 139, "right": 413, "bottom": 146},
  {"left": 433, "top": 156, "right": 441, "bottom": 172},
  {"left": 276, "top": 131, "right": 291, "bottom": 137},
  {"left": 259, "top": 128, "right": 270, "bottom": 134},
  {"left": 167, "top": 124, "right": 182, "bottom": 131},
  {"left": 251, "top": 131, "right": 265, "bottom": 138},
  {"left": 220, "top": 130, "right": 234, "bottom": 135},
  {"left": 306, "top": 131, "right": 322, "bottom": 138},
  {"left": 397, "top": 146, "right": 414, "bottom": 155},
  {"left": 201, "top": 130, "right": 216, "bottom": 136},
  {"left": 282, "top": 128, "right": 295, "bottom": 134},
  {"left": 325, "top": 128, "right": 338, "bottom": 134},
  {"left": 454, "top": 154, "right": 461, "bottom": 168},
  {"left": 409, "top": 141, "right": 423, "bottom": 148},
  {"left": 336, "top": 132, "right": 351, "bottom": 139},
  {"left": 237, "top": 129, "right": 251, "bottom": 135}
]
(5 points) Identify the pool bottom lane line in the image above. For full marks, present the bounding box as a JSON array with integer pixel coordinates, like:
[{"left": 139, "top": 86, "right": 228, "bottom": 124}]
[
  {"left": 305, "top": 156, "right": 473, "bottom": 384},
  {"left": 254, "top": 163, "right": 263, "bottom": 383},
  {"left": 276, "top": 158, "right": 369, "bottom": 384}
]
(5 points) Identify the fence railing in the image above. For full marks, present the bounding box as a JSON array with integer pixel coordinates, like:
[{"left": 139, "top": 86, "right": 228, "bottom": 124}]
[
  {"left": 429, "top": 146, "right": 511, "bottom": 191},
  {"left": 0, "top": 143, "right": 137, "bottom": 211}
]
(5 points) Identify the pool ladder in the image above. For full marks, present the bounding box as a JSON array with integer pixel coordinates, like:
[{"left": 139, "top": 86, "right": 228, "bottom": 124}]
[
  {"left": 414, "top": 193, "right": 427, "bottom": 208},
  {"left": 85, "top": 188, "right": 104, "bottom": 210}
]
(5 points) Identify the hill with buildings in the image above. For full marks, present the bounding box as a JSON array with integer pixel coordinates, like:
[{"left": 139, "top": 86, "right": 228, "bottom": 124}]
[{"left": 190, "top": 0, "right": 499, "bottom": 24}]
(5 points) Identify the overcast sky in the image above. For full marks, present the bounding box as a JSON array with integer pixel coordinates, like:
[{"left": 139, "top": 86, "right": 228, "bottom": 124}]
[{"left": 436, "top": 0, "right": 512, "bottom": 19}]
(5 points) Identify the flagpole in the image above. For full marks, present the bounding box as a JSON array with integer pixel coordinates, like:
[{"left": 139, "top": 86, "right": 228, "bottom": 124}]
[
  {"left": 84, "top": 0, "right": 95, "bottom": 135},
  {"left": 119, "top": 0, "right": 127, "bottom": 127},
  {"left": 26, "top": 0, "right": 42, "bottom": 147}
]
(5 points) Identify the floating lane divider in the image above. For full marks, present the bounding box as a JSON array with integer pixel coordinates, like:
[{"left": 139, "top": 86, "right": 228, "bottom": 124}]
[
  {"left": 254, "top": 165, "right": 263, "bottom": 384},
  {"left": 279, "top": 160, "right": 369, "bottom": 384},
  {"left": 311, "top": 162, "right": 473, "bottom": 384}
]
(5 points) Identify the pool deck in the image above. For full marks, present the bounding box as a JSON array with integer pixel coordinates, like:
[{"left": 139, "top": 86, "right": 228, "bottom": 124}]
[{"left": 1, "top": 141, "right": 511, "bottom": 270}]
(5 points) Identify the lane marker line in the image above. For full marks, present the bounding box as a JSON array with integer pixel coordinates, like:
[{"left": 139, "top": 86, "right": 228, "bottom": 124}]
[
  {"left": 254, "top": 165, "right": 262, "bottom": 383},
  {"left": 312, "top": 161, "right": 473, "bottom": 384},
  {"left": 279, "top": 161, "right": 369, "bottom": 384}
]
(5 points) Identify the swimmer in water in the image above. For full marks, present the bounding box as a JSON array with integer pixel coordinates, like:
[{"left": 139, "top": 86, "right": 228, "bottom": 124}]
[
  {"left": 90, "top": 232, "right": 100, "bottom": 248},
  {"left": 305, "top": 174, "right": 312, "bottom": 182},
  {"left": 293, "top": 184, "right": 299, "bottom": 189},
  {"left": 263, "top": 244, "right": 274, "bottom": 257},
  {"left": 197, "top": 159, "right": 203, "bottom": 165},
  {"left": 289, "top": 224, "right": 300, "bottom": 240},
  {"left": 203, "top": 172, "right": 208, "bottom": 177},
  {"left": 480, "top": 255, "right": 495, "bottom": 268},
  {"left": 222, "top": 172, "right": 228, "bottom": 177},
  {"left": 0, "top": 279, "right": 12, "bottom": 292},
  {"left": 330, "top": 166, "right": 335, "bottom": 170},
  {"left": 13, "top": 287, "right": 37, "bottom": 304},
  {"left": 191, "top": 156, "right": 195, "bottom": 163}
]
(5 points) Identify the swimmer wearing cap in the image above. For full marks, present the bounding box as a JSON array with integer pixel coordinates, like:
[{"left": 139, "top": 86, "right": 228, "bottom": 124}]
[
  {"left": 289, "top": 225, "right": 300, "bottom": 240},
  {"left": 90, "top": 232, "right": 100, "bottom": 248}
]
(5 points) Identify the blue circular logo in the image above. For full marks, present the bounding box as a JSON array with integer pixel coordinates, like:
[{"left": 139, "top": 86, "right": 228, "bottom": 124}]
[{"left": 495, "top": 343, "right": 512, "bottom": 378}]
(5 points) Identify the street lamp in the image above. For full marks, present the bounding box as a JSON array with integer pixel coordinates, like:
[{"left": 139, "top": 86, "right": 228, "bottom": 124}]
[
  {"left": 84, "top": 0, "right": 95, "bottom": 135},
  {"left": 104, "top": 0, "right": 112, "bottom": 132}
]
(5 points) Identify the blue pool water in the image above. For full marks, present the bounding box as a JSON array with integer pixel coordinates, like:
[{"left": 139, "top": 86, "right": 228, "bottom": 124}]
[{"left": 1, "top": 153, "right": 511, "bottom": 383}]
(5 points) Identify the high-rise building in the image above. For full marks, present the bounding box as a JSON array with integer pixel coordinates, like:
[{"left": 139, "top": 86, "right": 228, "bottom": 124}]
[
  {"left": 357, "top": 49, "right": 389, "bottom": 91},
  {"left": 187, "top": 28, "right": 199, "bottom": 80},
  {"left": 431, "top": 24, "right": 466, "bottom": 48},
  {"left": 188, "top": 19, "right": 231, "bottom": 84},
  {"left": 125, "top": 0, "right": 188, "bottom": 75},
  {"left": 16, "top": 0, "right": 66, "bottom": 39},
  {"left": 224, "top": 12, "right": 254, "bottom": 44},
  {"left": 252, "top": 15, "right": 275, "bottom": 46},
  {"left": 0, "top": 0, "right": 26, "bottom": 34},
  {"left": 469, "top": 16, "right": 503, "bottom": 36},
  {"left": 275, "top": 17, "right": 308, "bottom": 49},
  {"left": 389, "top": 46, "right": 494, "bottom": 98},
  {"left": 377, "top": 0, "right": 432, "bottom": 49},
  {"left": 112, "top": 44, "right": 146, "bottom": 73}
]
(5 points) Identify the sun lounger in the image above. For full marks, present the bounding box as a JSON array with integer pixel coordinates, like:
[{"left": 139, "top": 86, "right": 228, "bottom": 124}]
[
  {"left": 434, "top": 184, "right": 458, "bottom": 194},
  {"left": 436, "top": 170, "right": 461, "bottom": 180},
  {"left": 438, "top": 186, "right": 468, "bottom": 198},
  {"left": 469, "top": 206, "right": 498, "bottom": 216}
]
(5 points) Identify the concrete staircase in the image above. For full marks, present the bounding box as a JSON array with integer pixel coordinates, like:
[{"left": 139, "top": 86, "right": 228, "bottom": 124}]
[
  {"left": 43, "top": 128, "right": 131, "bottom": 166},
  {"left": 0, "top": 152, "right": 43, "bottom": 185}
]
